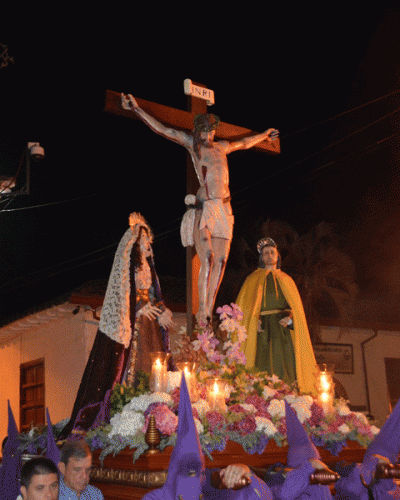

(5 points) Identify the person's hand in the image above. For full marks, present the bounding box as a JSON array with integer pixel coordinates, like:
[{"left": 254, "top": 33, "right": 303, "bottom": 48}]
[
  {"left": 219, "top": 464, "right": 251, "bottom": 489},
  {"left": 158, "top": 308, "right": 174, "bottom": 328},
  {"left": 309, "top": 459, "right": 329, "bottom": 471},
  {"left": 121, "top": 93, "right": 139, "bottom": 110}
]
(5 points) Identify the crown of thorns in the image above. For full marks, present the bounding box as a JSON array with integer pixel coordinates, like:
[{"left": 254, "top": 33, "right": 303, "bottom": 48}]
[
  {"left": 257, "top": 237, "right": 277, "bottom": 253},
  {"left": 193, "top": 114, "right": 220, "bottom": 132}
]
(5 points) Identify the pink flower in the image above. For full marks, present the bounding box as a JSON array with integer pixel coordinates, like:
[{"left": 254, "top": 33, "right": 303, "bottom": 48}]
[
  {"left": 230, "top": 303, "right": 244, "bottom": 321},
  {"left": 235, "top": 415, "right": 257, "bottom": 436},
  {"left": 208, "top": 349, "right": 224, "bottom": 364},
  {"left": 216, "top": 304, "right": 233, "bottom": 319},
  {"left": 206, "top": 411, "right": 225, "bottom": 432},
  {"left": 143, "top": 404, "right": 178, "bottom": 436},
  {"left": 228, "top": 403, "right": 246, "bottom": 413},
  {"left": 308, "top": 401, "right": 325, "bottom": 427},
  {"left": 277, "top": 417, "right": 287, "bottom": 436},
  {"left": 245, "top": 394, "right": 270, "bottom": 413}
]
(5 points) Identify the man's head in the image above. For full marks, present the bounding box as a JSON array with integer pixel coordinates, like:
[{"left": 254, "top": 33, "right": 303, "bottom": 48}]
[
  {"left": 257, "top": 237, "right": 281, "bottom": 269},
  {"left": 20, "top": 457, "right": 59, "bottom": 500},
  {"left": 58, "top": 440, "right": 92, "bottom": 495},
  {"left": 193, "top": 113, "right": 220, "bottom": 157}
]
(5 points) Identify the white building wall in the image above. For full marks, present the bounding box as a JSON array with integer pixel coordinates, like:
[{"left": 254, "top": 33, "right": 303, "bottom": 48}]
[
  {"left": 320, "top": 325, "right": 400, "bottom": 426},
  {"left": 0, "top": 305, "right": 98, "bottom": 448}
]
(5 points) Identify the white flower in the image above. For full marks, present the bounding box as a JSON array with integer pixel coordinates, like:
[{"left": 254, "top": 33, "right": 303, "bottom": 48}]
[
  {"left": 126, "top": 392, "right": 172, "bottom": 412},
  {"left": 290, "top": 402, "right": 312, "bottom": 423},
  {"left": 240, "top": 404, "right": 256, "bottom": 415},
  {"left": 370, "top": 425, "right": 380, "bottom": 435},
  {"left": 354, "top": 412, "right": 369, "bottom": 425},
  {"left": 192, "top": 399, "right": 211, "bottom": 417},
  {"left": 194, "top": 418, "right": 204, "bottom": 435},
  {"left": 284, "top": 395, "right": 296, "bottom": 404},
  {"left": 220, "top": 317, "right": 237, "bottom": 333},
  {"left": 336, "top": 402, "right": 351, "bottom": 416},
  {"left": 224, "top": 384, "right": 234, "bottom": 399},
  {"left": 262, "top": 386, "right": 277, "bottom": 400},
  {"left": 109, "top": 410, "right": 145, "bottom": 437},
  {"left": 255, "top": 416, "right": 278, "bottom": 436},
  {"left": 268, "top": 399, "right": 285, "bottom": 418},
  {"left": 338, "top": 423, "right": 351, "bottom": 434},
  {"left": 269, "top": 374, "right": 282, "bottom": 384},
  {"left": 167, "top": 372, "right": 182, "bottom": 393}
]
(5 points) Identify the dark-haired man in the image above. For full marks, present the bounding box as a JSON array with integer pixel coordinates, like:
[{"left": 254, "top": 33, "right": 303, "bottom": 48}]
[
  {"left": 58, "top": 440, "right": 103, "bottom": 499},
  {"left": 122, "top": 92, "right": 279, "bottom": 325},
  {"left": 20, "top": 457, "right": 59, "bottom": 500}
]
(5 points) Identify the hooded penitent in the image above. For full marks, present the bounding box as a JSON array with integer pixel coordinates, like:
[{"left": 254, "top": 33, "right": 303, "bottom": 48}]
[
  {"left": 143, "top": 373, "right": 273, "bottom": 500},
  {"left": 271, "top": 401, "right": 332, "bottom": 500},
  {"left": 0, "top": 401, "right": 23, "bottom": 500},
  {"left": 335, "top": 398, "right": 400, "bottom": 500},
  {"left": 142, "top": 372, "right": 205, "bottom": 500},
  {"left": 45, "top": 408, "right": 61, "bottom": 467}
]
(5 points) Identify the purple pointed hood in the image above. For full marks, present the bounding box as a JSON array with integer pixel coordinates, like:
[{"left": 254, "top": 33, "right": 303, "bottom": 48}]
[
  {"left": 359, "top": 398, "right": 400, "bottom": 484},
  {"left": 285, "top": 400, "right": 320, "bottom": 468},
  {"left": 364, "top": 398, "right": 400, "bottom": 465},
  {"left": 143, "top": 372, "right": 205, "bottom": 500},
  {"left": 45, "top": 408, "right": 61, "bottom": 466},
  {"left": 0, "top": 401, "right": 23, "bottom": 500}
]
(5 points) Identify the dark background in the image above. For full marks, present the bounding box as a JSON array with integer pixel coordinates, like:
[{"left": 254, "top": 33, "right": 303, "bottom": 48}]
[{"left": 1, "top": 1, "right": 400, "bottom": 322}]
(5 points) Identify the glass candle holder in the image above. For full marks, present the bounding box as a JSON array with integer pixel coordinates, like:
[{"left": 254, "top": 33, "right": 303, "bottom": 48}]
[
  {"left": 149, "top": 352, "right": 170, "bottom": 393},
  {"left": 206, "top": 377, "right": 227, "bottom": 413},
  {"left": 176, "top": 361, "right": 198, "bottom": 401},
  {"left": 317, "top": 365, "right": 335, "bottom": 414}
]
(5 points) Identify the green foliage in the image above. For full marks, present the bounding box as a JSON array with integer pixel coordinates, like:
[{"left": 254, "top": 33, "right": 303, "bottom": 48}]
[{"left": 109, "top": 371, "right": 150, "bottom": 417}]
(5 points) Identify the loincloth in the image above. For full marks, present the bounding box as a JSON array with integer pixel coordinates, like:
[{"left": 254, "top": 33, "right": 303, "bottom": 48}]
[{"left": 180, "top": 197, "right": 234, "bottom": 246}]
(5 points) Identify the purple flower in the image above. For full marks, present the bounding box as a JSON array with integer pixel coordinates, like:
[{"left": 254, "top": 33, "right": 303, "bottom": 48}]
[
  {"left": 89, "top": 436, "right": 104, "bottom": 450},
  {"left": 246, "top": 433, "right": 269, "bottom": 454}
]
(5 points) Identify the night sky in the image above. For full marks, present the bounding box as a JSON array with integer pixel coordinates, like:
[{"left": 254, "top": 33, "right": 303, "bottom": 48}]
[{"left": 1, "top": 2, "right": 400, "bottom": 322}]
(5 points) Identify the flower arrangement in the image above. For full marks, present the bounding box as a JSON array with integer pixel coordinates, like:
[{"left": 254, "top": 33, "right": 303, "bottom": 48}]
[
  {"left": 15, "top": 304, "right": 380, "bottom": 464},
  {"left": 173, "top": 303, "right": 247, "bottom": 371}
]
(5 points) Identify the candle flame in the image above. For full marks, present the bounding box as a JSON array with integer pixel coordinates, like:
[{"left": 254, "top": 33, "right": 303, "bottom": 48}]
[{"left": 155, "top": 358, "right": 162, "bottom": 368}]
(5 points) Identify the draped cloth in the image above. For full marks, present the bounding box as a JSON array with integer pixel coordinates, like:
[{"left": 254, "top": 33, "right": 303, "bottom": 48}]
[{"left": 236, "top": 268, "right": 318, "bottom": 395}]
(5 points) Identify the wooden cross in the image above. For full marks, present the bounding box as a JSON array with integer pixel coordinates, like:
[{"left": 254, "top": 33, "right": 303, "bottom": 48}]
[{"left": 104, "top": 85, "right": 280, "bottom": 334}]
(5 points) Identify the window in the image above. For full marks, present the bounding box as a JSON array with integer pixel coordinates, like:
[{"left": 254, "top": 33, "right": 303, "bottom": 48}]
[{"left": 20, "top": 359, "right": 45, "bottom": 432}]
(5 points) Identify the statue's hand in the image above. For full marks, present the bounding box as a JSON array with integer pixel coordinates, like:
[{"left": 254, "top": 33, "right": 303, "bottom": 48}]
[
  {"left": 141, "top": 303, "right": 163, "bottom": 320},
  {"left": 121, "top": 93, "right": 139, "bottom": 110},
  {"left": 266, "top": 128, "right": 279, "bottom": 141},
  {"left": 158, "top": 308, "right": 174, "bottom": 329},
  {"left": 279, "top": 312, "right": 293, "bottom": 327}
]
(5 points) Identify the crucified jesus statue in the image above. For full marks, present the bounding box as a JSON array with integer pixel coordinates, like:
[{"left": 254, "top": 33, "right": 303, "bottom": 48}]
[{"left": 121, "top": 93, "right": 279, "bottom": 326}]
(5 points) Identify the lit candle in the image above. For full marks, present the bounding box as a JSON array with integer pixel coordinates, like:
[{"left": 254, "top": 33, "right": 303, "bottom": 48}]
[
  {"left": 149, "top": 352, "right": 170, "bottom": 392},
  {"left": 176, "top": 361, "right": 198, "bottom": 401},
  {"left": 150, "top": 358, "right": 163, "bottom": 392},
  {"left": 207, "top": 378, "right": 227, "bottom": 412},
  {"left": 317, "top": 368, "right": 334, "bottom": 414}
]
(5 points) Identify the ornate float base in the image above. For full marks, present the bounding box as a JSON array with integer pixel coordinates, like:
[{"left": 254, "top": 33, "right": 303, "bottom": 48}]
[{"left": 91, "top": 440, "right": 366, "bottom": 500}]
